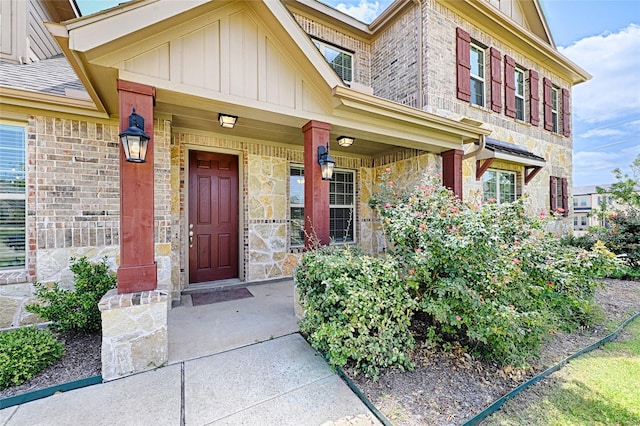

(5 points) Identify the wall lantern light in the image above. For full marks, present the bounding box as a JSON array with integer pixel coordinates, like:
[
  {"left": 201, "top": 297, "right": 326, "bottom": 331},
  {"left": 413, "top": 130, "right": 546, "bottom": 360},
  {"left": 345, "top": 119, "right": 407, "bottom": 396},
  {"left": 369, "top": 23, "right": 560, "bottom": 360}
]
[
  {"left": 119, "top": 108, "right": 150, "bottom": 163},
  {"left": 218, "top": 113, "right": 238, "bottom": 129},
  {"left": 317, "top": 143, "right": 336, "bottom": 181},
  {"left": 337, "top": 135, "right": 355, "bottom": 147}
]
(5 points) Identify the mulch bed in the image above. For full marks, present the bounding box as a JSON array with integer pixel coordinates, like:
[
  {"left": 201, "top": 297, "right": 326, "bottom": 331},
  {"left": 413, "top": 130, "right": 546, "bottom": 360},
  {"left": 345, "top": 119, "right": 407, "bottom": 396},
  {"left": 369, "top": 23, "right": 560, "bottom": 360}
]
[
  {"left": 344, "top": 278, "right": 640, "bottom": 425},
  {"left": 0, "top": 330, "right": 101, "bottom": 399}
]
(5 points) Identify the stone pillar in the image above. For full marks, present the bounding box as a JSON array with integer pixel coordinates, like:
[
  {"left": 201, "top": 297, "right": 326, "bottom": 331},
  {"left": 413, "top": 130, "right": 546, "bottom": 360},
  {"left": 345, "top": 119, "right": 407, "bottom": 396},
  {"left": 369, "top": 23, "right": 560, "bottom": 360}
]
[
  {"left": 117, "top": 80, "right": 157, "bottom": 293},
  {"left": 442, "top": 149, "right": 463, "bottom": 199},
  {"left": 99, "top": 289, "right": 168, "bottom": 381},
  {"left": 302, "top": 120, "right": 332, "bottom": 248}
]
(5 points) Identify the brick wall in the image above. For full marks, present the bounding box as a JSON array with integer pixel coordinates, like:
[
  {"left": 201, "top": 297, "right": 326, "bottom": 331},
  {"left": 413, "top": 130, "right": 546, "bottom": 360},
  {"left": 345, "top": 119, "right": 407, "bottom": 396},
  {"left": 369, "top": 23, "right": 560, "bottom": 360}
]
[{"left": 371, "top": 8, "right": 419, "bottom": 107}]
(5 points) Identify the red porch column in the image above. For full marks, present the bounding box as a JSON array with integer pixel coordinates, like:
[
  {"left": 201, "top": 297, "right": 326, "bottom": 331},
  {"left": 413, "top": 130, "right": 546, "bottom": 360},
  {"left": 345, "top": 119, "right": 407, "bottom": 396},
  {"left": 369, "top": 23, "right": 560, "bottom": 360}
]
[
  {"left": 302, "top": 120, "right": 332, "bottom": 248},
  {"left": 442, "top": 149, "right": 463, "bottom": 199},
  {"left": 117, "top": 80, "right": 157, "bottom": 293}
]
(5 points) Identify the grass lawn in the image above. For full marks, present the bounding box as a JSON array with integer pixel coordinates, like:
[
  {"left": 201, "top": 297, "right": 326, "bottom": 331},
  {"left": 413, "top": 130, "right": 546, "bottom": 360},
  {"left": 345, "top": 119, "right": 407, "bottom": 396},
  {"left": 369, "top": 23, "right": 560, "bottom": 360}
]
[{"left": 483, "top": 317, "right": 640, "bottom": 426}]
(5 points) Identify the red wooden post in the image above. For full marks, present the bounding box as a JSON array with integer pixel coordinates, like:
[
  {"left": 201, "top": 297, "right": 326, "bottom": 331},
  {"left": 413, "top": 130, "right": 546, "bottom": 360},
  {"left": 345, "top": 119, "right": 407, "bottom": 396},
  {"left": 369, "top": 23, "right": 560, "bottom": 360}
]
[
  {"left": 442, "top": 149, "right": 464, "bottom": 199},
  {"left": 116, "top": 80, "right": 157, "bottom": 293},
  {"left": 302, "top": 120, "right": 332, "bottom": 248}
]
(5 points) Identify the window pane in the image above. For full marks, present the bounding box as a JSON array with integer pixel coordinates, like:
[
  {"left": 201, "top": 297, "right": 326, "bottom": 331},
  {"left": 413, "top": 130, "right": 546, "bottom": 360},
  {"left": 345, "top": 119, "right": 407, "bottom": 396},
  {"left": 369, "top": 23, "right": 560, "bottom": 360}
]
[
  {"left": 0, "top": 126, "right": 26, "bottom": 194},
  {"left": 470, "top": 46, "right": 484, "bottom": 78},
  {"left": 499, "top": 172, "right": 516, "bottom": 203},
  {"left": 0, "top": 199, "right": 25, "bottom": 268},
  {"left": 315, "top": 42, "right": 353, "bottom": 83},
  {"left": 515, "top": 97, "right": 524, "bottom": 120},
  {"left": 330, "top": 207, "right": 354, "bottom": 243},
  {"left": 290, "top": 207, "right": 305, "bottom": 246},
  {"left": 470, "top": 78, "right": 484, "bottom": 106},
  {"left": 482, "top": 171, "right": 497, "bottom": 201},
  {"left": 290, "top": 167, "right": 304, "bottom": 205}
]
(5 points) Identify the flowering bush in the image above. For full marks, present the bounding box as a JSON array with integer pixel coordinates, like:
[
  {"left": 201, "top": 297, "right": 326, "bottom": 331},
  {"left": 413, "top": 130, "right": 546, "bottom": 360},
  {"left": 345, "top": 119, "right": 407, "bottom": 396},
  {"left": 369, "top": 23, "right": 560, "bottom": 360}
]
[
  {"left": 370, "top": 171, "right": 620, "bottom": 365},
  {"left": 295, "top": 246, "right": 417, "bottom": 379}
]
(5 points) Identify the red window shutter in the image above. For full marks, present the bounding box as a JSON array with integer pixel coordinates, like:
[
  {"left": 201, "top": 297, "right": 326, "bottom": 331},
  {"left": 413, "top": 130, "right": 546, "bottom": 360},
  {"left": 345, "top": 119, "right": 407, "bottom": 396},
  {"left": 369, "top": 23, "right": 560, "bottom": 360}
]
[
  {"left": 550, "top": 176, "right": 557, "bottom": 211},
  {"left": 561, "top": 177, "right": 569, "bottom": 216},
  {"left": 456, "top": 28, "right": 471, "bottom": 102},
  {"left": 562, "top": 88, "right": 571, "bottom": 137},
  {"left": 504, "top": 55, "right": 516, "bottom": 117},
  {"left": 529, "top": 70, "right": 540, "bottom": 126},
  {"left": 490, "top": 47, "right": 502, "bottom": 113},
  {"left": 543, "top": 77, "right": 553, "bottom": 131}
]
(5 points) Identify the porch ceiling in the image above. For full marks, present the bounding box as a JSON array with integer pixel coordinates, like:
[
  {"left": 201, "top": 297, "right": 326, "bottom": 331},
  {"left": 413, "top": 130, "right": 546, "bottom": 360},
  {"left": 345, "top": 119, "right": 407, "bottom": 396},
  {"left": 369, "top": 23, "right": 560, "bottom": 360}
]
[{"left": 159, "top": 100, "right": 421, "bottom": 158}]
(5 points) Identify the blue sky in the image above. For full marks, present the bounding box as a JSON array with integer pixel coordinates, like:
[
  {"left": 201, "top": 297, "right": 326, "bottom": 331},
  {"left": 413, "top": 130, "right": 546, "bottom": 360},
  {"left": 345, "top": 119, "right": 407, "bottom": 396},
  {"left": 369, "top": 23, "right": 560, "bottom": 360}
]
[{"left": 77, "top": 0, "right": 640, "bottom": 186}]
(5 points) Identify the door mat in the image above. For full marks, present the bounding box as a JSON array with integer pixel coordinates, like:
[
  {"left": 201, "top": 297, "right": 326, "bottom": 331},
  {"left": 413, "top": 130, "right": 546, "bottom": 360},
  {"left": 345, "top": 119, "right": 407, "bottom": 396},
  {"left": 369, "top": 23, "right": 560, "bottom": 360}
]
[{"left": 191, "top": 287, "right": 254, "bottom": 306}]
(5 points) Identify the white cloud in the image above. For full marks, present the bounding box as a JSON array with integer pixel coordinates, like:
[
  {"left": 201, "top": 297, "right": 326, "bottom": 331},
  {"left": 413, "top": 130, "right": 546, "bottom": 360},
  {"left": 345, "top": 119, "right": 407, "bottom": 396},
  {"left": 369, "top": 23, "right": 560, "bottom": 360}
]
[
  {"left": 332, "top": 0, "right": 382, "bottom": 23},
  {"left": 579, "top": 128, "right": 625, "bottom": 139},
  {"left": 573, "top": 145, "right": 640, "bottom": 185},
  {"left": 560, "top": 24, "right": 640, "bottom": 124}
]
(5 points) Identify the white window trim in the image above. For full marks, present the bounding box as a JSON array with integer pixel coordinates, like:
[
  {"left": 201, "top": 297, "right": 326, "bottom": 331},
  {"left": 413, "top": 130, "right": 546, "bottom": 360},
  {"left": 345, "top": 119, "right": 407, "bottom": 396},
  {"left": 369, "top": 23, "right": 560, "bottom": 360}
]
[
  {"left": 289, "top": 164, "right": 356, "bottom": 247},
  {"left": 551, "top": 86, "right": 559, "bottom": 133},
  {"left": 470, "top": 43, "right": 485, "bottom": 107},
  {"left": 515, "top": 67, "right": 525, "bottom": 121},
  {"left": 483, "top": 169, "right": 517, "bottom": 203},
  {"left": 312, "top": 39, "right": 353, "bottom": 86},
  {"left": 0, "top": 123, "right": 27, "bottom": 271}
]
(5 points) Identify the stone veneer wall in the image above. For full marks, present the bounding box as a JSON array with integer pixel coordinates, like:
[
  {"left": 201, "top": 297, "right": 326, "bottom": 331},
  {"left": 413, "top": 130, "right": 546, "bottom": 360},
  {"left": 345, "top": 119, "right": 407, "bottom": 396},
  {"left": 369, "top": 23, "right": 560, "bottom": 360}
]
[{"left": 0, "top": 114, "right": 173, "bottom": 329}]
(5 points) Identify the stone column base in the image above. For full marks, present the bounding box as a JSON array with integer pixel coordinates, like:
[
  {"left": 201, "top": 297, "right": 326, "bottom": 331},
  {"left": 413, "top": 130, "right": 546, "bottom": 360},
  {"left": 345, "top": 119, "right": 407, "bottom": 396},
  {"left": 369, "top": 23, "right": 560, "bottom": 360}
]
[{"left": 99, "top": 289, "right": 169, "bottom": 381}]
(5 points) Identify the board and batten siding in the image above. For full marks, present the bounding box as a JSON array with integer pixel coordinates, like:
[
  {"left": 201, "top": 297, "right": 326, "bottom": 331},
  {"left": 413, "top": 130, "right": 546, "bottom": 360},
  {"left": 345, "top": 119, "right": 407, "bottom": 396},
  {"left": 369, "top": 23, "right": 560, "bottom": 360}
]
[{"left": 119, "top": 5, "right": 326, "bottom": 116}]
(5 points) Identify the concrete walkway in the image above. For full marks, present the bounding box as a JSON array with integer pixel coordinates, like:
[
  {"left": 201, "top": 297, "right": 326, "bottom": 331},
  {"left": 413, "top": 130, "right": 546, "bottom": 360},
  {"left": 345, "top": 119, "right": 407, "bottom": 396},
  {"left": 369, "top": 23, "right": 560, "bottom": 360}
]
[{"left": 1, "top": 281, "right": 381, "bottom": 426}]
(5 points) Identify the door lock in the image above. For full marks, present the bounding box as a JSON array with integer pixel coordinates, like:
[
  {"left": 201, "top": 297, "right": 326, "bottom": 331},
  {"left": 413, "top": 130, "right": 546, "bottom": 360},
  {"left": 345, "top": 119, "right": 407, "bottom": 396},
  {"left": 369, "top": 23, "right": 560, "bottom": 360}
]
[{"left": 189, "top": 224, "right": 194, "bottom": 248}]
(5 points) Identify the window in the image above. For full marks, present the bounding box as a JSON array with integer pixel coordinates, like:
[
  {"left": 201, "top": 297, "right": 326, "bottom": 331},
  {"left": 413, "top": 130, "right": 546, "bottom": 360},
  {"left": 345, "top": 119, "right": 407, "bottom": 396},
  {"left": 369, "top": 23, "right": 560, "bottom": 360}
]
[
  {"left": 580, "top": 197, "right": 587, "bottom": 207},
  {"left": 551, "top": 86, "right": 559, "bottom": 133},
  {"left": 0, "top": 125, "right": 26, "bottom": 269},
  {"left": 515, "top": 67, "right": 525, "bottom": 121},
  {"left": 482, "top": 170, "right": 516, "bottom": 203},
  {"left": 550, "top": 176, "right": 568, "bottom": 216},
  {"left": 470, "top": 43, "right": 485, "bottom": 107},
  {"left": 581, "top": 216, "right": 587, "bottom": 226},
  {"left": 290, "top": 165, "right": 355, "bottom": 246},
  {"left": 313, "top": 40, "right": 353, "bottom": 85}
]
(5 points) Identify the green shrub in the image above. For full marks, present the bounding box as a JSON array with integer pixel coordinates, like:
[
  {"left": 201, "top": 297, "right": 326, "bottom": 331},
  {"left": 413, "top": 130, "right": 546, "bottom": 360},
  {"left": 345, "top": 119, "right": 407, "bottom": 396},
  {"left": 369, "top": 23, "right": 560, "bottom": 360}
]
[
  {"left": 0, "top": 326, "right": 64, "bottom": 389},
  {"left": 370, "top": 171, "right": 620, "bottom": 366},
  {"left": 26, "top": 256, "right": 116, "bottom": 332},
  {"left": 295, "top": 246, "right": 418, "bottom": 380}
]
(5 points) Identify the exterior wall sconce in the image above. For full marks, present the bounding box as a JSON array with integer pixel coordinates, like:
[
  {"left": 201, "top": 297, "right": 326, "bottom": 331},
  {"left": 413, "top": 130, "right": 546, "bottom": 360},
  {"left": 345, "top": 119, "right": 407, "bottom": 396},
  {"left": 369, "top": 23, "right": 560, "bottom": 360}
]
[
  {"left": 119, "top": 108, "right": 150, "bottom": 163},
  {"left": 337, "top": 136, "right": 355, "bottom": 147},
  {"left": 317, "top": 143, "right": 336, "bottom": 181},
  {"left": 218, "top": 113, "right": 238, "bottom": 129}
]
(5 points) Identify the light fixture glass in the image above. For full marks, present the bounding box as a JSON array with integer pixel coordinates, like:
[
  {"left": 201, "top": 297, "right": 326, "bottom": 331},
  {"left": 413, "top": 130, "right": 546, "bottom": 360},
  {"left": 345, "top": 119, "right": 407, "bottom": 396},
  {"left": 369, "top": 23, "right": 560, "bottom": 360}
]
[
  {"left": 119, "top": 108, "right": 150, "bottom": 163},
  {"left": 317, "top": 144, "right": 336, "bottom": 181},
  {"left": 218, "top": 113, "right": 238, "bottom": 129},
  {"left": 337, "top": 136, "right": 355, "bottom": 147}
]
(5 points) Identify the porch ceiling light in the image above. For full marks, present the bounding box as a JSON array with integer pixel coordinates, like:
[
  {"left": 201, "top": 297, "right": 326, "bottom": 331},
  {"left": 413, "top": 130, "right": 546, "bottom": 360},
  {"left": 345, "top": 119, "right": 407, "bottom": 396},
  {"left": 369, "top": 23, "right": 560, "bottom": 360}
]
[
  {"left": 218, "top": 113, "right": 238, "bottom": 129},
  {"left": 317, "top": 143, "right": 336, "bottom": 181},
  {"left": 337, "top": 135, "right": 355, "bottom": 147},
  {"left": 119, "top": 108, "right": 150, "bottom": 163}
]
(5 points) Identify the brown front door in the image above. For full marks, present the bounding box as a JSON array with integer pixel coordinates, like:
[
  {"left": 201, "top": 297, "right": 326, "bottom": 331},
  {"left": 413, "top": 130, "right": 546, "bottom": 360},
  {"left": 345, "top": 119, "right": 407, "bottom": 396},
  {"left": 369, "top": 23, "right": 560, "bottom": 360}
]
[{"left": 189, "top": 151, "right": 239, "bottom": 283}]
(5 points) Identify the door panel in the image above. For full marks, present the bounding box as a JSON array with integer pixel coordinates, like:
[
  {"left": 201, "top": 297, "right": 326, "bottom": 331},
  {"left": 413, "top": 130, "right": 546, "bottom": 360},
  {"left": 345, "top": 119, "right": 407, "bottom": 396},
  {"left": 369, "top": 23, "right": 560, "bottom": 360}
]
[{"left": 189, "top": 151, "right": 239, "bottom": 283}]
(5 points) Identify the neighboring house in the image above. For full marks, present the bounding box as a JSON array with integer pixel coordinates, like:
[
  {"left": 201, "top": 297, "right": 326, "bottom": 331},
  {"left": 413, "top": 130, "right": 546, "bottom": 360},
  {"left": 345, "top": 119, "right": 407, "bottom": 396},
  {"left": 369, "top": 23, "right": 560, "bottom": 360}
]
[
  {"left": 0, "top": 0, "right": 589, "bottom": 378},
  {"left": 572, "top": 184, "right": 639, "bottom": 236}
]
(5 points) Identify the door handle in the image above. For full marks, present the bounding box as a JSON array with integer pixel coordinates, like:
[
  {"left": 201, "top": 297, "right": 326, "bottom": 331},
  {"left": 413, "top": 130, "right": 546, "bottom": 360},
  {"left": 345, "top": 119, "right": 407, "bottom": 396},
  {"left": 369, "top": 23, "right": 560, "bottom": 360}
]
[{"left": 189, "top": 224, "right": 194, "bottom": 248}]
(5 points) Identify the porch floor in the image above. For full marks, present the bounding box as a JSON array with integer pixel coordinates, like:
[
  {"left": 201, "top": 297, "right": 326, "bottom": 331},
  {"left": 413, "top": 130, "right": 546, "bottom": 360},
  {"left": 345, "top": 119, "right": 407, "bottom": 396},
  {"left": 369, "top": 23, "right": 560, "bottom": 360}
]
[{"left": 168, "top": 279, "right": 300, "bottom": 363}]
